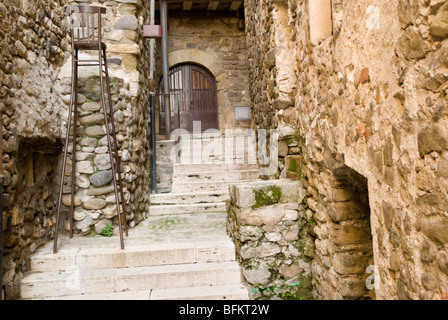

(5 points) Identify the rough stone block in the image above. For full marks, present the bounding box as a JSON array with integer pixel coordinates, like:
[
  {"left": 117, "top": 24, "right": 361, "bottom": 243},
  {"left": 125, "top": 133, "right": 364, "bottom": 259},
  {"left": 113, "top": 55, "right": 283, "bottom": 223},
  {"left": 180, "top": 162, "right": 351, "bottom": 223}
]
[
  {"left": 230, "top": 179, "right": 306, "bottom": 210},
  {"left": 331, "top": 221, "right": 372, "bottom": 246},
  {"left": 308, "top": 0, "right": 333, "bottom": 45},
  {"left": 242, "top": 267, "right": 271, "bottom": 286},
  {"left": 418, "top": 124, "right": 448, "bottom": 157},
  {"left": 237, "top": 203, "right": 298, "bottom": 226},
  {"left": 329, "top": 201, "right": 369, "bottom": 223},
  {"left": 333, "top": 252, "right": 370, "bottom": 275},
  {"left": 285, "top": 155, "right": 302, "bottom": 181},
  {"left": 416, "top": 215, "right": 448, "bottom": 245}
]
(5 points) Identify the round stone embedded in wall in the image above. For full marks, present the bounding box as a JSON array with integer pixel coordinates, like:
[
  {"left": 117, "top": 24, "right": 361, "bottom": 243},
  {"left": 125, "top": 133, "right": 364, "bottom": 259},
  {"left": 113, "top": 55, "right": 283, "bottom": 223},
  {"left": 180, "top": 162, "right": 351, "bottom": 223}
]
[
  {"left": 90, "top": 171, "right": 113, "bottom": 187},
  {"left": 77, "top": 161, "right": 94, "bottom": 174},
  {"left": 114, "top": 16, "right": 138, "bottom": 30},
  {"left": 82, "top": 102, "right": 101, "bottom": 112},
  {"left": 83, "top": 198, "right": 107, "bottom": 210},
  {"left": 94, "top": 154, "right": 112, "bottom": 170},
  {"left": 85, "top": 125, "right": 105, "bottom": 138}
]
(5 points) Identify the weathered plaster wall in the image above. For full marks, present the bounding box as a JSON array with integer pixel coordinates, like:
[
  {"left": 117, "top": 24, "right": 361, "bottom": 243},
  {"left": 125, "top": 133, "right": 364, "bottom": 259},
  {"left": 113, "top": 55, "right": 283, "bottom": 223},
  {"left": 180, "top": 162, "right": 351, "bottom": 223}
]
[{"left": 245, "top": 0, "right": 448, "bottom": 300}]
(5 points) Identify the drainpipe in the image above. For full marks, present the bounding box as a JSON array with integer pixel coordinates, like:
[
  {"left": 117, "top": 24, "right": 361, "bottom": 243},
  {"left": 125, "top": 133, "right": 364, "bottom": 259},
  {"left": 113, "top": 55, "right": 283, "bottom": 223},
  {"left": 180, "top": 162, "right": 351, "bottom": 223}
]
[
  {"left": 150, "top": 93, "right": 157, "bottom": 194},
  {"left": 0, "top": 112, "right": 4, "bottom": 300},
  {"left": 0, "top": 172, "right": 3, "bottom": 301},
  {"left": 160, "top": 0, "right": 171, "bottom": 139},
  {"left": 150, "top": 0, "right": 155, "bottom": 91},
  {"left": 150, "top": 0, "right": 157, "bottom": 194}
]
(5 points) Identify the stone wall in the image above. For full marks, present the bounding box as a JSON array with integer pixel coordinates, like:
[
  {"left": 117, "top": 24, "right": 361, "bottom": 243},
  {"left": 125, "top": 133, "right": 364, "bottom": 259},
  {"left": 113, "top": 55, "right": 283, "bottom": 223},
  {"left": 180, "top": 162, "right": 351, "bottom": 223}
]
[
  {"left": 227, "top": 180, "right": 315, "bottom": 300},
  {"left": 245, "top": 0, "right": 448, "bottom": 300},
  {"left": 156, "top": 15, "right": 251, "bottom": 133},
  {"left": 0, "top": 0, "right": 152, "bottom": 299},
  {"left": 55, "top": 0, "right": 152, "bottom": 235},
  {"left": 0, "top": 0, "right": 68, "bottom": 300}
]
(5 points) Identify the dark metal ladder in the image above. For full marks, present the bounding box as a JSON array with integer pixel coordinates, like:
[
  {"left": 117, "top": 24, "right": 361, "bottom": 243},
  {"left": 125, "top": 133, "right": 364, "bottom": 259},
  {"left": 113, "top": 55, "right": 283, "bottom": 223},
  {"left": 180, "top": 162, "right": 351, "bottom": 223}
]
[{"left": 53, "top": 5, "right": 128, "bottom": 254}]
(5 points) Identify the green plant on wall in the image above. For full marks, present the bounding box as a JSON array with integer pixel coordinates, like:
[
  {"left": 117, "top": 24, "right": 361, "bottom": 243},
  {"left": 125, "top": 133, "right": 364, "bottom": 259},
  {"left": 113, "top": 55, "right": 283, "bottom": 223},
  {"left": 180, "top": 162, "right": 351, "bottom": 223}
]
[
  {"left": 307, "top": 216, "right": 316, "bottom": 226},
  {"left": 101, "top": 223, "right": 114, "bottom": 237}
]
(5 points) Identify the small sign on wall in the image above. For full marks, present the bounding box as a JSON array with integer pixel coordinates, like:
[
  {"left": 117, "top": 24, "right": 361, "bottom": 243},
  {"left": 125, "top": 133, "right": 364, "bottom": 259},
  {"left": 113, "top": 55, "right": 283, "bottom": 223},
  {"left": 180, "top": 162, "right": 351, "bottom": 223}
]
[{"left": 234, "top": 106, "right": 251, "bottom": 120}]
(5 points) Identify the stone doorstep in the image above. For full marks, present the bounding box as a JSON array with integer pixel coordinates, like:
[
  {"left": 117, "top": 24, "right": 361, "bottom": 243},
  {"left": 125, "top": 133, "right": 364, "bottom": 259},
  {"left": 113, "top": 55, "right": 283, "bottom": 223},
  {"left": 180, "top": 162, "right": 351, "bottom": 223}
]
[
  {"left": 20, "top": 261, "right": 244, "bottom": 300},
  {"left": 38, "top": 284, "right": 249, "bottom": 300},
  {"left": 149, "top": 191, "right": 229, "bottom": 205},
  {"left": 30, "top": 240, "right": 236, "bottom": 273},
  {"left": 148, "top": 202, "right": 227, "bottom": 216}
]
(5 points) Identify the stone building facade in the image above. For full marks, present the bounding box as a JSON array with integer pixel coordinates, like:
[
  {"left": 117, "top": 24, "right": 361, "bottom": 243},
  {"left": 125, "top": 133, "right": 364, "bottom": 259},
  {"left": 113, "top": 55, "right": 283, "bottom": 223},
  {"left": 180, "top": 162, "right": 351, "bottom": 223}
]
[
  {"left": 245, "top": 0, "right": 448, "bottom": 299},
  {"left": 1, "top": 0, "right": 448, "bottom": 300}
]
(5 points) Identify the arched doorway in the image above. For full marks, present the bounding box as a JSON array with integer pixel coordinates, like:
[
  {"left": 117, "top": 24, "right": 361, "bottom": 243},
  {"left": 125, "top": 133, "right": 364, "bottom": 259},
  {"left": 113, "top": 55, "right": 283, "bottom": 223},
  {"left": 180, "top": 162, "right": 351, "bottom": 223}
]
[{"left": 158, "top": 63, "right": 218, "bottom": 133}]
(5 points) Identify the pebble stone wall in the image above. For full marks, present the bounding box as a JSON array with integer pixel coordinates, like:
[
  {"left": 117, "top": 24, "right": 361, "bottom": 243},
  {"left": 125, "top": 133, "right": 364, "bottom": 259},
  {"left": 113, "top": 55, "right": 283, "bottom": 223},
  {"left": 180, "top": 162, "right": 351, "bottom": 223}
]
[
  {"left": 227, "top": 180, "right": 315, "bottom": 300},
  {"left": 0, "top": 0, "right": 152, "bottom": 299}
]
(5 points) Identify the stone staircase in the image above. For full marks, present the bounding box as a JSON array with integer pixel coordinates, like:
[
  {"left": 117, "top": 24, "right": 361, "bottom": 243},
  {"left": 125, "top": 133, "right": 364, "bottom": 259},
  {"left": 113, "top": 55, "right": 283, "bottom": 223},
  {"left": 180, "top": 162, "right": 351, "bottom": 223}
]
[
  {"left": 20, "top": 213, "right": 249, "bottom": 300},
  {"left": 20, "top": 133, "right": 258, "bottom": 300},
  {"left": 151, "top": 133, "right": 260, "bottom": 215}
]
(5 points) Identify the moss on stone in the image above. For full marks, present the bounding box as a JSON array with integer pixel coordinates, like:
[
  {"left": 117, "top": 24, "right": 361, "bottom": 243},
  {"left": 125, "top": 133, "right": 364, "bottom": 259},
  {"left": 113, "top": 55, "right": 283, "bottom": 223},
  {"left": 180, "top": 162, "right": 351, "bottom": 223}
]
[
  {"left": 288, "top": 157, "right": 299, "bottom": 172},
  {"left": 252, "top": 185, "right": 282, "bottom": 209},
  {"left": 253, "top": 275, "right": 314, "bottom": 300}
]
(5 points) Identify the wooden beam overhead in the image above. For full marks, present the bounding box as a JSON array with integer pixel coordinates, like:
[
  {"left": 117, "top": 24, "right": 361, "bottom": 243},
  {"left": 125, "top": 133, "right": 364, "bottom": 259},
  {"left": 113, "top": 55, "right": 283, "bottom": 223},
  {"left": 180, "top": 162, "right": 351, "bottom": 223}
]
[
  {"left": 207, "top": 1, "right": 220, "bottom": 10},
  {"left": 183, "top": 1, "right": 193, "bottom": 10},
  {"left": 229, "top": 1, "right": 242, "bottom": 10},
  {"left": 158, "top": 0, "right": 245, "bottom": 13}
]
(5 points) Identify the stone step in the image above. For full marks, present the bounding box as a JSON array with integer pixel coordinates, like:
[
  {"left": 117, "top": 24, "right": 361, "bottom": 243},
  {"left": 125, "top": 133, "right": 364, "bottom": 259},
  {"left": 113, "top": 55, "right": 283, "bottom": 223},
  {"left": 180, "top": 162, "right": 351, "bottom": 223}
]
[
  {"left": 175, "top": 151, "right": 255, "bottom": 159},
  {"left": 155, "top": 155, "right": 174, "bottom": 161},
  {"left": 20, "top": 213, "right": 248, "bottom": 300},
  {"left": 156, "top": 140, "right": 176, "bottom": 148},
  {"left": 155, "top": 183, "right": 172, "bottom": 193},
  {"left": 176, "top": 146, "right": 256, "bottom": 156},
  {"left": 172, "top": 180, "right": 259, "bottom": 193},
  {"left": 174, "top": 156, "right": 256, "bottom": 166},
  {"left": 149, "top": 284, "right": 249, "bottom": 300},
  {"left": 179, "top": 133, "right": 254, "bottom": 140},
  {"left": 39, "top": 284, "right": 249, "bottom": 300},
  {"left": 29, "top": 239, "right": 236, "bottom": 273},
  {"left": 173, "top": 158, "right": 256, "bottom": 166},
  {"left": 21, "top": 261, "right": 243, "bottom": 300},
  {"left": 173, "top": 163, "right": 259, "bottom": 174},
  {"left": 173, "top": 170, "right": 260, "bottom": 183},
  {"left": 176, "top": 142, "right": 256, "bottom": 152},
  {"left": 150, "top": 191, "right": 229, "bottom": 205},
  {"left": 148, "top": 202, "right": 227, "bottom": 216},
  {"left": 156, "top": 172, "right": 172, "bottom": 181}
]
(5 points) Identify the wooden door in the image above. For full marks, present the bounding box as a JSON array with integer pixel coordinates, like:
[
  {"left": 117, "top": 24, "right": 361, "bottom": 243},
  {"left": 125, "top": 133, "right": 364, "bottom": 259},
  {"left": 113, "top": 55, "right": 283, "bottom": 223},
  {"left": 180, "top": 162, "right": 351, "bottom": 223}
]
[{"left": 159, "top": 63, "right": 218, "bottom": 134}]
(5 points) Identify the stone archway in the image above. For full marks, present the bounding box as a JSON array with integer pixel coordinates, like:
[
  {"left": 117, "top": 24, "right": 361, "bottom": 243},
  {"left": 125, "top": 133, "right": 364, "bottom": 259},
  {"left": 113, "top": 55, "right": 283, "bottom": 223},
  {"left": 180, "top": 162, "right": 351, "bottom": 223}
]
[{"left": 168, "top": 49, "right": 223, "bottom": 77}]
